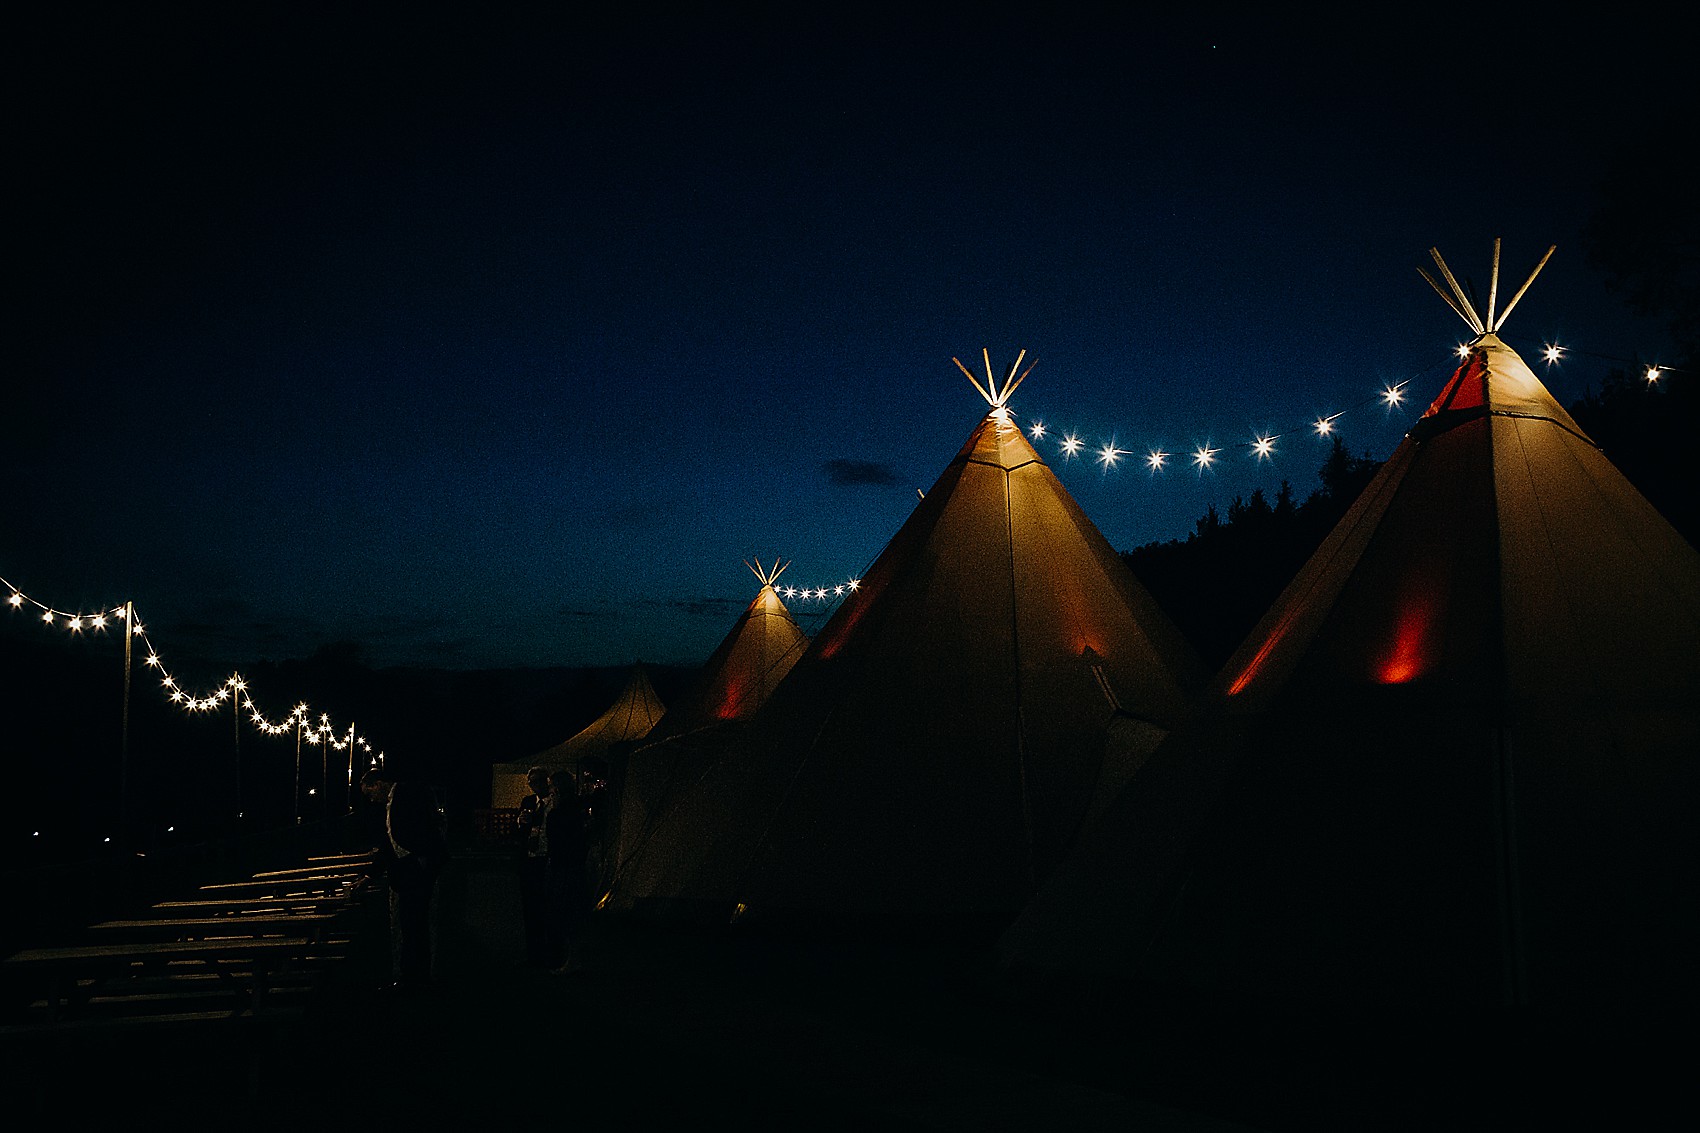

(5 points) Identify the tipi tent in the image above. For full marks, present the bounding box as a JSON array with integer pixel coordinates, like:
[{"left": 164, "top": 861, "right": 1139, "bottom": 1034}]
[
  {"left": 652, "top": 558, "right": 810, "bottom": 738},
  {"left": 997, "top": 243, "right": 1700, "bottom": 1009},
  {"left": 605, "top": 561, "right": 809, "bottom": 889},
  {"left": 489, "top": 664, "right": 667, "bottom": 808},
  {"left": 604, "top": 351, "right": 1207, "bottom": 936}
]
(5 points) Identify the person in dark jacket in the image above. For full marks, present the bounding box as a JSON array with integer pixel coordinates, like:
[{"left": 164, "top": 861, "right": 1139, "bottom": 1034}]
[
  {"left": 515, "top": 765, "right": 552, "bottom": 966},
  {"left": 543, "top": 768, "right": 591, "bottom": 975},
  {"left": 361, "top": 762, "right": 448, "bottom": 991}
]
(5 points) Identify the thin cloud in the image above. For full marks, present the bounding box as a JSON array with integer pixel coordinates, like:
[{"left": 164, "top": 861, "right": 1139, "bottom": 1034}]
[{"left": 825, "top": 459, "right": 899, "bottom": 487}]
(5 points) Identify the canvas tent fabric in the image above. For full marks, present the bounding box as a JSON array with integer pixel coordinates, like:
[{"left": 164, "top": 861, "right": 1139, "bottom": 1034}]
[
  {"left": 652, "top": 572, "right": 809, "bottom": 738},
  {"left": 603, "top": 574, "right": 808, "bottom": 895},
  {"left": 604, "top": 397, "right": 1207, "bottom": 936},
  {"left": 489, "top": 665, "right": 666, "bottom": 808},
  {"left": 996, "top": 330, "right": 1700, "bottom": 1010}
]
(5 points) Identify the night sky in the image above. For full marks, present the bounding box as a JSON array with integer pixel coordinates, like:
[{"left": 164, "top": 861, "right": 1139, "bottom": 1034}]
[{"left": 6, "top": 9, "right": 1688, "bottom": 679}]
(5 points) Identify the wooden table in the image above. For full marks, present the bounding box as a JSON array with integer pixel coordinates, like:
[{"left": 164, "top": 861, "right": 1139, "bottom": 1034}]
[
  {"left": 3, "top": 937, "right": 316, "bottom": 1026},
  {"left": 195, "top": 872, "right": 366, "bottom": 898},
  {"left": 251, "top": 861, "right": 376, "bottom": 881},
  {"left": 87, "top": 910, "right": 350, "bottom": 945},
  {"left": 150, "top": 892, "right": 362, "bottom": 915}
]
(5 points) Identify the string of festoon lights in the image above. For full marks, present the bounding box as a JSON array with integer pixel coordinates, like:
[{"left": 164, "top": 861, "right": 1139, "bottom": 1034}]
[
  {"left": 758, "top": 337, "right": 1680, "bottom": 600},
  {"left": 1016, "top": 339, "right": 1680, "bottom": 474},
  {"left": 2, "top": 571, "right": 383, "bottom": 840}
]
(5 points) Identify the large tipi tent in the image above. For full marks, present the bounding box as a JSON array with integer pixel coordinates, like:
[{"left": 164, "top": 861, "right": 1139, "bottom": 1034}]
[
  {"left": 605, "top": 561, "right": 809, "bottom": 887},
  {"left": 604, "top": 351, "right": 1207, "bottom": 936},
  {"left": 997, "top": 243, "right": 1700, "bottom": 1009},
  {"left": 489, "top": 664, "right": 667, "bottom": 808}
]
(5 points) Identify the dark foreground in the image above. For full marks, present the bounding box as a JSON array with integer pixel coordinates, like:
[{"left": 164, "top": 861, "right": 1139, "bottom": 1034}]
[{"left": 9, "top": 847, "right": 1691, "bottom": 1130}]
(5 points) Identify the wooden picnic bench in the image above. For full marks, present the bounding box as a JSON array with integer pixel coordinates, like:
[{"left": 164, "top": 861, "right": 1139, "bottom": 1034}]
[
  {"left": 2, "top": 936, "right": 318, "bottom": 1027},
  {"left": 195, "top": 872, "right": 366, "bottom": 898},
  {"left": 87, "top": 910, "right": 351, "bottom": 946}
]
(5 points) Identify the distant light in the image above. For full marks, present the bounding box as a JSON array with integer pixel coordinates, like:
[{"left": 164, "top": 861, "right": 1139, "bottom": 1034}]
[
  {"left": 1096, "top": 443, "right": 1122, "bottom": 469},
  {"left": 1147, "top": 450, "right": 1168, "bottom": 471},
  {"left": 1456, "top": 343, "right": 1470, "bottom": 358},
  {"left": 1029, "top": 421, "right": 1046, "bottom": 439},
  {"left": 7, "top": 592, "right": 21, "bottom": 607},
  {"left": 41, "top": 610, "right": 52, "bottom": 624},
  {"left": 1252, "top": 435, "right": 1275, "bottom": 459},
  {"left": 1542, "top": 343, "right": 1564, "bottom": 365},
  {"left": 1646, "top": 366, "right": 1663, "bottom": 386},
  {"left": 1192, "top": 445, "right": 1218, "bottom": 469},
  {"left": 1381, "top": 384, "right": 1405, "bottom": 407},
  {"left": 1060, "top": 433, "right": 1083, "bottom": 458},
  {"left": 846, "top": 578, "right": 860, "bottom": 591},
  {"left": 68, "top": 617, "right": 83, "bottom": 632},
  {"left": 103, "top": 836, "right": 111, "bottom": 843},
  {"left": 1314, "top": 416, "right": 1335, "bottom": 436},
  {"left": 833, "top": 585, "right": 844, "bottom": 596}
]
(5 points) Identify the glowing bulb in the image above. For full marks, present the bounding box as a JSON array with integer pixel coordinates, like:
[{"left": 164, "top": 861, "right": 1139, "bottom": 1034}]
[
  {"left": 91, "top": 615, "right": 106, "bottom": 629},
  {"left": 847, "top": 578, "right": 860, "bottom": 591},
  {"left": 7, "top": 593, "right": 21, "bottom": 607},
  {"left": 1543, "top": 343, "right": 1564, "bottom": 365},
  {"left": 1315, "top": 416, "right": 1335, "bottom": 436},
  {"left": 833, "top": 585, "right": 844, "bottom": 596},
  {"left": 1382, "top": 384, "right": 1405, "bottom": 407},
  {"left": 1060, "top": 433, "right": 1083, "bottom": 458},
  {"left": 41, "top": 610, "right": 53, "bottom": 624},
  {"left": 1192, "top": 445, "right": 1218, "bottom": 469},
  {"left": 68, "top": 617, "right": 83, "bottom": 632},
  {"left": 1147, "top": 450, "right": 1167, "bottom": 471},
  {"left": 1646, "top": 366, "right": 1663, "bottom": 385},
  {"left": 1456, "top": 343, "right": 1470, "bottom": 358},
  {"left": 1029, "top": 421, "right": 1046, "bottom": 439},
  {"left": 1096, "top": 443, "right": 1122, "bottom": 469},
  {"left": 1252, "top": 436, "right": 1275, "bottom": 459}
]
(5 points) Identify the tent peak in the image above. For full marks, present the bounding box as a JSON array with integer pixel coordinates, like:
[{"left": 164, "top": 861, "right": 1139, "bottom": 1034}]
[
  {"left": 744, "top": 556, "right": 790, "bottom": 589},
  {"left": 952, "top": 347, "right": 1037, "bottom": 412},
  {"left": 1418, "top": 239, "right": 1555, "bottom": 336}
]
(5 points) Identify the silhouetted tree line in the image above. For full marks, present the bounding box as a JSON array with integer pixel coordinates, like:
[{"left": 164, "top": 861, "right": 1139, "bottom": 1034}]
[{"left": 1122, "top": 437, "right": 1381, "bottom": 670}]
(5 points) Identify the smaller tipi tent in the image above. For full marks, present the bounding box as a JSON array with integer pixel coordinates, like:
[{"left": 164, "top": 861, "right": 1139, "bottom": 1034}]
[
  {"left": 651, "top": 558, "right": 810, "bottom": 738},
  {"left": 606, "top": 560, "right": 810, "bottom": 898},
  {"left": 489, "top": 664, "right": 667, "bottom": 808}
]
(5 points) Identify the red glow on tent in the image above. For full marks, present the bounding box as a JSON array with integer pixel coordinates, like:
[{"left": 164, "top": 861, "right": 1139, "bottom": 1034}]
[
  {"left": 1226, "top": 631, "right": 1281, "bottom": 696},
  {"left": 1423, "top": 350, "right": 1488, "bottom": 417},
  {"left": 1374, "top": 595, "right": 1439, "bottom": 684},
  {"left": 712, "top": 675, "right": 748, "bottom": 720},
  {"left": 815, "top": 576, "right": 879, "bottom": 659}
]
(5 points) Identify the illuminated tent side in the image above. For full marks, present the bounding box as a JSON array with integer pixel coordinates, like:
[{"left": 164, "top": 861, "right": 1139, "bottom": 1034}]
[
  {"left": 603, "top": 350, "right": 1208, "bottom": 938},
  {"left": 603, "top": 560, "right": 809, "bottom": 893},
  {"left": 654, "top": 558, "right": 810, "bottom": 735},
  {"left": 488, "top": 664, "right": 666, "bottom": 808},
  {"left": 997, "top": 242, "right": 1700, "bottom": 1010}
]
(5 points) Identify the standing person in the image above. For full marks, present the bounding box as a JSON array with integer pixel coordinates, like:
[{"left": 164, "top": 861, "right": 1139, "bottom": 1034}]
[
  {"left": 361, "top": 762, "right": 448, "bottom": 992},
  {"left": 544, "top": 768, "right": 591, "bottom": 975},
  {"left": 515, "top": 766, "right": 552, "bottom": 967}
]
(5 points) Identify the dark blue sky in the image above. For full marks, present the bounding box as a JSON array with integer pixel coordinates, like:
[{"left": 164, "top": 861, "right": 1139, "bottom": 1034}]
[{"left": 5, "top": 8, "right": 1688, "bottom": 676}]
